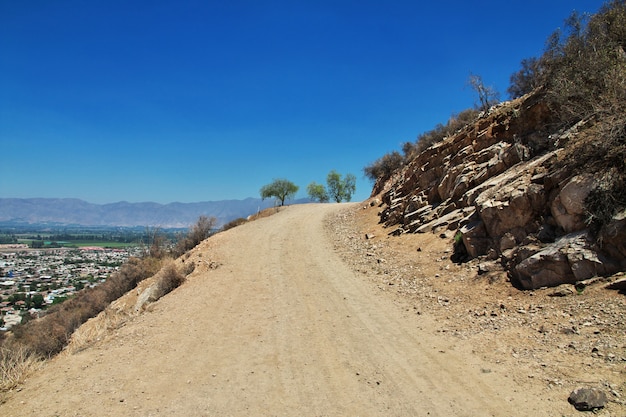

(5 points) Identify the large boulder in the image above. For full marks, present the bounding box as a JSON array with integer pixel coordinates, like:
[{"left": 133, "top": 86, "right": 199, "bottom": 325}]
[
  {"left": 514, "top": 231, "right": 619, "bottom": 289},
  {"left": 599, "top": 210, "right": 626, "bottom": 266},
  {"left": 550, "top": 175, "right": 594, "bottom": 233},
  {"left": 459, "top": 219, "right": 491, "bottom": 258},
  {"left": 477, "top": 183, "right": 545, "bottom": 242},
  {"left": 568, "top": 387, "right": 608, "bottom": 411}
]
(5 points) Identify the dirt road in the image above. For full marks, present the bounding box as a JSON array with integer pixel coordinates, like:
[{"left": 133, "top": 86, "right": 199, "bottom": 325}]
[{"left": 2, "top": 204, "right": 562, "bottom": 416}]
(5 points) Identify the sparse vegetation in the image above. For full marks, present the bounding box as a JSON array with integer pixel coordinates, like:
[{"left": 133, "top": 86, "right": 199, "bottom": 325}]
[
  {"left": 221, "top": 217, "right": 248, "bottom": 231},
  {"left": 506, "top": 0, "right": 626, "bottom": 230},
  {"left": 5, "top": 255, "right": 162, "bottom": 358},
  {"left": 0, "top": 345, "right": 41, "bottom": 392},
  {"left": 307, "top": 182, "right": 330, "bottom": 203},
  {"left": 467, "top": 73, "right": 500, "bottom": 112},
  {"left": 153, "top": 261, "right": 186, "bottom": 300},
  {"left": 260, "top": 178, "right": 299, "bottom": 206},
  {"left": 364, "top": 108, "right": 480, "bottom": 184},
  {"left": 171, "top": 215, "right": 216, "bottom": 257},
  {"left": 366, "top": 1, "right": 625, "bottom": 231},
  {"left": 307, "top": 172, "right": 357, "bottom": 203},
  {"left": 363, "top": 151, "right": 404, "bottom": 183},
  {"left": 326, "top": 171, "right": 356, "bottom": 203},
  {"left": 0, "top": 216, "right": 219, "bottom": 389}
]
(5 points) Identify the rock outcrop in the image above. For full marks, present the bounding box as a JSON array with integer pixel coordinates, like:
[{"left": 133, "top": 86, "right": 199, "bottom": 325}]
[{"left": 373, "top": 92, "right": 625, "bottom": 289}]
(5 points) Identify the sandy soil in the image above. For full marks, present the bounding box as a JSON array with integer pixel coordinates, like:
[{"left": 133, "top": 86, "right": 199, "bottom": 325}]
[{"left": 1, "top": 203, "right": 621, "bottom": 416}]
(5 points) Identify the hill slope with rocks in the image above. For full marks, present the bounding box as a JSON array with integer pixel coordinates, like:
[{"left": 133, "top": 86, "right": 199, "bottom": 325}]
[
  {"left": 368, "top": 1, "right": 626, "bottom": 292},
  {"left": 370, "top": 90, "right": 626, "bottom": 291}
]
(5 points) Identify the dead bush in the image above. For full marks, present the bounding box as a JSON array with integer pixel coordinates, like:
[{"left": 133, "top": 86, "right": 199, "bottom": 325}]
[
  {"left": 363, "top": 151, "right": 404, "bottom": 183},
  {"left": 221, "top": 217, "right": 248, "bottom": 231},
  {"left": 171, "top": 215, "right": 217, "bottom": 257},
  {"left": 0, "top": 344, "right": 41, "bottom": 392},
  {"left": 153, "top": 262, "right": 186, "bottom": 300}
]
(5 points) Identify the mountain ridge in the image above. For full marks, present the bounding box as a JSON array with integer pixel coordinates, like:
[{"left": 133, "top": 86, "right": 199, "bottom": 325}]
[{"left": 0, "top": 197, "right": 309, "bottom": 228}]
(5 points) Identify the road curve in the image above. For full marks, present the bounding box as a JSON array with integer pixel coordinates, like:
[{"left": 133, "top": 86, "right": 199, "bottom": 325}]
[{"left": 2, "top": 204, "right": 545, "bottom": 416}]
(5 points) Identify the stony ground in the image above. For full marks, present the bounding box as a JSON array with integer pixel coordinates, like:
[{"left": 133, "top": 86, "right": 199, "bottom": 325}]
[{"left": 327, "top": 202, "right": 626, "bottom": 416}]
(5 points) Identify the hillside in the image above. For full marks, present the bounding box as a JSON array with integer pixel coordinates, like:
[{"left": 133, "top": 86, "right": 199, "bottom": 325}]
[
  {"left": 0, "top": 205, "right": 583, "bottom": 415},
  {"left": 367, "top": 1, "right": 626, "bottom": 291},
  {"left": 368, "top": 88, "right": 626, "bottom": 294},
  {"left": 1, "top": 204, "right": 623, "bottom": 415},
  {"left": 369, "top": 91, "right": 626, "bottom": 290}
]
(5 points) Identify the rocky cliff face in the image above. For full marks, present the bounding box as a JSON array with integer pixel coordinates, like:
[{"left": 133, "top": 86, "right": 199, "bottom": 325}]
[{"left": 372, "top": 92, "right": 626, "bottom": 290}]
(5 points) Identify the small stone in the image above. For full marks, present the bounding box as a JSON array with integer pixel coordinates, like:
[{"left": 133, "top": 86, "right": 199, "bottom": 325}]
[
  {"left": 477, "top": 263, "right": 490, "bottom": 275},
  {"left": 548, "top": 285, "right": 575, "bottom": 297},
  {"left": 365, "top": 233, "right": 376, "bottom": 240},
  {"left": 568, "top": 387, "right": 608, "bottom": 411}
]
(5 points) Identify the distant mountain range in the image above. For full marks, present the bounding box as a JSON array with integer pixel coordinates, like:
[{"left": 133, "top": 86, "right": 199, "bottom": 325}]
[{"left": 0, "top": 198, "right": 308, "bottom": 228}]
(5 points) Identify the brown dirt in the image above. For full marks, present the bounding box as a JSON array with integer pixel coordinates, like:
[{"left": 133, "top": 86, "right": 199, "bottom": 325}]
[
  {"left": 1, "top": 203, "right": 624, "bottom": 416},
  {"left": 336, "top": 201, "right": 626, "bottom": 417}
]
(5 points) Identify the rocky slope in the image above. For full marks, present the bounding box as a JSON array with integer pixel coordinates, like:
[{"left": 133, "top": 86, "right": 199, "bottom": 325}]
[{"left": 371, "top": 91, "right": 626, "bottom": 290}]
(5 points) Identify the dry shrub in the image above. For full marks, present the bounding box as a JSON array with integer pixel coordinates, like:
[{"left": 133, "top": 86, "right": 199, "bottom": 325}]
[
  {"left": 153, "top": 261, "right": 186, "bottom": 300},
  {"left": 65, "top": 308, "right": 131, "bottom": 355},
  {"left": 363, "top": 151, "right": 404, "bottom": 183},
  {"left": 221, "top": 217, "right": 248, "bottom": 231},
  {"left": 247, "top": 206, "right": 282, "bottom": 221},
  {"left": 0, "top": 344, "right": 41, "bottom": 392},
  {"left": 171, "top": 215, "right": 216, "bottom": 257},
  {"left": 180, "top": 261, "right": 196, "bottom": 276}
]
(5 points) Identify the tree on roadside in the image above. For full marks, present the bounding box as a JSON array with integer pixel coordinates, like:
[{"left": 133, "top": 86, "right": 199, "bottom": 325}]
[
  {"left": 326, "top": 170, "right": 356, "bottom": 203},
  {"left": 306, "top": 182, "right": 329, "bottom": 203},
  {"left": 260, "top": 178, "right": 299, "bottom": 206}
]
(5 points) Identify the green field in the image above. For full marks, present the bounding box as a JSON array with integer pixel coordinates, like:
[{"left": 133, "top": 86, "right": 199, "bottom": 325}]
[
  {"left": 2, "top": 226, "right": 181, "bottom": 250},
  {"left": 13, "top": 238, "right": 139, "bottom": 249},
  {"left": 56, "top": 241, "right": 138, "bottom": 249}
]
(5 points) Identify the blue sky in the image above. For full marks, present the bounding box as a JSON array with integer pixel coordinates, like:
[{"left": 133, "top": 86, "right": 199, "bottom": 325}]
[{"left": 1, "top": 0, "right": 605, "bottom": 204}]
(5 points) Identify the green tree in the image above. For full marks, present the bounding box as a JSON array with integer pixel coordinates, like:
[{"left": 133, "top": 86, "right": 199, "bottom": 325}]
[
  {"left": 30, "top": 240, "right": 44, "bottom": 249},
  {"left": 32, "top": 294, "right": 44, "bottom": 309},
  {"left": 260, "top": 178, "right": 299, "bottom": 206},
  {"left": 326, "top": 171, "right": 357, "bottom": 203},
  {"left": 306, "top": 182, "right": 329, "bottom": 203}
]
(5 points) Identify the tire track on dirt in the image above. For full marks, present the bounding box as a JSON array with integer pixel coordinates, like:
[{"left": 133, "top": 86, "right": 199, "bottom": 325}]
[{"left": 1, "top": 203, "right": 561, "bottom": 416}]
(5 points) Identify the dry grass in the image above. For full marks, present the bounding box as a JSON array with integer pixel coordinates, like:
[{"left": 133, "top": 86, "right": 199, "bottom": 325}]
[
  {"left": 0, "top": 345, "right": 42, "bottom": 393},
  {"left": 247, "top": 206, "right": 283, "bottom": 221},
  {"left": 63, "top": 308, "right": 131, "bottom": 356}
]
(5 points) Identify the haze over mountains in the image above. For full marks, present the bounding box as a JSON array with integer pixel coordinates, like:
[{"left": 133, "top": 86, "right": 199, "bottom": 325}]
[{"left": 0, "top": 198, "right": 307, "bottom": 228}]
